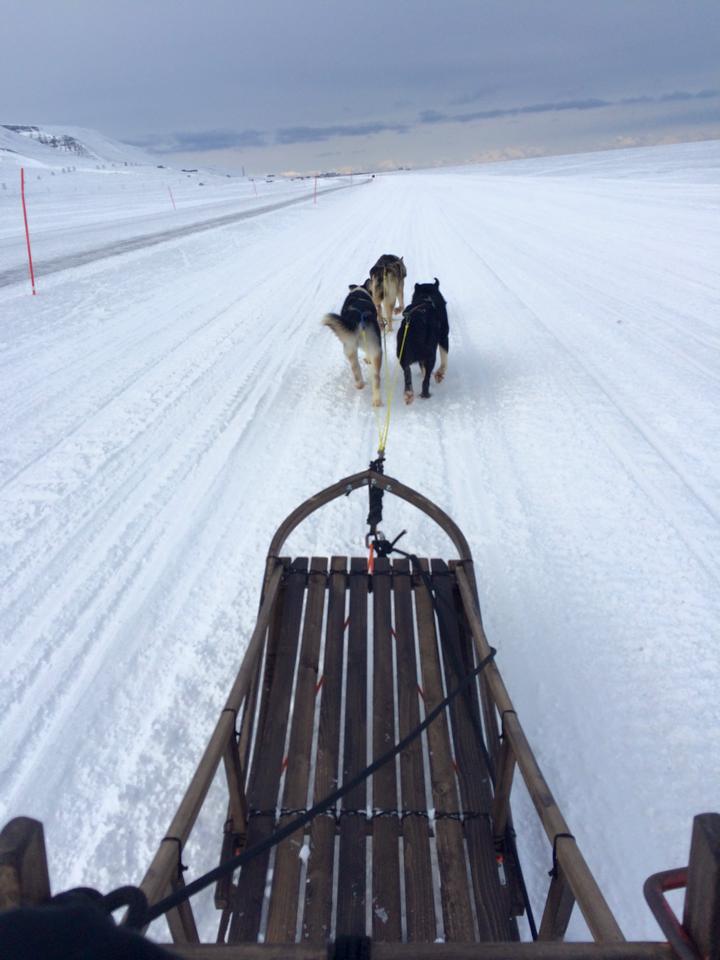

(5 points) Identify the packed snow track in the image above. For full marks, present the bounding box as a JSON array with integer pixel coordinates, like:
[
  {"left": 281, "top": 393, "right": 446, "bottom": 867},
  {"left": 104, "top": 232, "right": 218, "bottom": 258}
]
[{"left": 0, "top": 140, "right": 718, "bottom": 942}]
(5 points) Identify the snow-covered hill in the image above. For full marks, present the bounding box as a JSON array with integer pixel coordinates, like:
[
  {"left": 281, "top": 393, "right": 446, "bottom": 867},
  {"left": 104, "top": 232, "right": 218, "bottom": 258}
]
[
  {"left": 0, "top": 135, "right": 718, "bottom": 945},
  {"left": 0, "top": 122, "right": 161, "bottom": 169}
]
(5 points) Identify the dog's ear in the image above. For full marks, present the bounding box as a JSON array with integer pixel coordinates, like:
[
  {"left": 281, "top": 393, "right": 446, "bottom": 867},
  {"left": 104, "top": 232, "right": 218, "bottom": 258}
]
[
  {"left": 348, "top": 284, "right": 355, "bottom": 291},
  {"left": 414, "top": 283, "right": 420, "bottom": 291},
  {"left": 434, "top": 278, "right": 440, "bottom": 288}
]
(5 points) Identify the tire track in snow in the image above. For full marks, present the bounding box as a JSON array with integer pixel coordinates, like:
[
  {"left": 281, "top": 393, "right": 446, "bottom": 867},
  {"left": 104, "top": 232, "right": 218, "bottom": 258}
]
[
  {"left": 1, "top": 219, "right": 345, "bottom": 634},
  {"left": 398, "top": 178, "right": 720, "bottom": 934},
  {"left": 1, "top": 182, "right": 381, "bottom": 601},
  {"left": 433, "top": 194, "right": 720, "bottom": 583},
  {"left": 461, "top": 202, "right": 720, "bottom": 387},
  {"left": 0, "top": 187, "right": 386, "bottom": 815},
  {"left": 0, "top": 216, "right": 339, "bottom": 483}
]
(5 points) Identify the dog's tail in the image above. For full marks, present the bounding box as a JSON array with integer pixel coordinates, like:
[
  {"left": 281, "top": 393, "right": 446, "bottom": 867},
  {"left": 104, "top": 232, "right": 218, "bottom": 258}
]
[{"left": 322, "top": 312, "right": 355, "bottom": 345}]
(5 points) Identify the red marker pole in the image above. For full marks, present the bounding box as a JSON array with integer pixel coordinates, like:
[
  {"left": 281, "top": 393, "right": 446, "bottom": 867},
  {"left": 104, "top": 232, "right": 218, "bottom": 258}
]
[
  {"left": 20, "top": 168, "right": 37, "bottom": 295},
  {"left": 313, "top": 176, "right": 317, "bottom": 204},
  {"left": 168, "top": 186, "right": 176, "bottom": 210}
]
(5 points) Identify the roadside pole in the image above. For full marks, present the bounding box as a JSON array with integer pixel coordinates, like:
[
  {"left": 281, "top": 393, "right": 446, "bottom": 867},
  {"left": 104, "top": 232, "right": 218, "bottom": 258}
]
[{"left": 20, "top": 168, "right": 37, "bottom": 295}]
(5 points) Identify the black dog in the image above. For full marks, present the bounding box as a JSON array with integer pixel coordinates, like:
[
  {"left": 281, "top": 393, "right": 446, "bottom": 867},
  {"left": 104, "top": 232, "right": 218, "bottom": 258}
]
[
  {"left": 323, "top": 285, "right": 383, "bottom": 406},
  {"left": 396, "top": 279, "right": 449, "bottom": 403}
]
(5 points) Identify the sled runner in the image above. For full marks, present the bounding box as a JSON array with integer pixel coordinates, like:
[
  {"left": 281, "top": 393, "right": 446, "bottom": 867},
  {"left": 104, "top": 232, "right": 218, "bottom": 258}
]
[{"left": 2, "top": 467, "right": 719, "bottom": 959}]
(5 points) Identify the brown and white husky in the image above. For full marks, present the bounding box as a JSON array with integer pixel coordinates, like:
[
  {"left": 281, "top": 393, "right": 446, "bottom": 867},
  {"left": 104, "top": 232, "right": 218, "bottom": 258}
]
[
  {"left": 322, "top": 285, "right": 383, "bottom": 406},
  {"left": 368, "top": 254, "right": 406, "bottom": 332}
]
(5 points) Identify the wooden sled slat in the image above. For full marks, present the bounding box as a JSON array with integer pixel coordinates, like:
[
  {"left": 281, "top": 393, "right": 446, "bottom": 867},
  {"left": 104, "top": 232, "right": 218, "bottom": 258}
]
[
  {"left": 371, "top": 557, "right": 402, "bottom": 942},
  {"left": 302, "top": 556, "right": 347, "bottom": 945},
  {"left": 230, "top": 558, "right": 308, "bottom": 942},
  {"left": 336, "top": 557, "right": 369, "bottom": 937},
  {"left": 414, "top": 558, "right": 476, "bottom": 942},
  {"left": 432, "top": 559, "right": 518, "bottom": 942},
  {"left": 266, "top": 557, "right": 328, "bottom": 943},
  {"left": 393, "top": 558, "right": 437, "bottom": 942}
]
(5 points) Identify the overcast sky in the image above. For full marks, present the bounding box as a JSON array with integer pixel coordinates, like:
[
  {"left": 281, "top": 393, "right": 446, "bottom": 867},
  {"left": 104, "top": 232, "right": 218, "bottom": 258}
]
[{"left": 2, "top": 0, "right": 719, "bottom": 174}]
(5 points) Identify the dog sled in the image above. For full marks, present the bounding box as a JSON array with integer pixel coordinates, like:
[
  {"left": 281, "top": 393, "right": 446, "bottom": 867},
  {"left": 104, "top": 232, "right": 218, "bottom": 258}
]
[{"left": 1, "top": 466, "right": 718, "bottom": 960}]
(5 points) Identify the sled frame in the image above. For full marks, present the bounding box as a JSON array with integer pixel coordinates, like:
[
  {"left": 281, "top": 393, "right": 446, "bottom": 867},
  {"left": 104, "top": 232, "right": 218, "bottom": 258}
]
[{"left": 132, "top": 469, "right": 628, "bottom": 950}]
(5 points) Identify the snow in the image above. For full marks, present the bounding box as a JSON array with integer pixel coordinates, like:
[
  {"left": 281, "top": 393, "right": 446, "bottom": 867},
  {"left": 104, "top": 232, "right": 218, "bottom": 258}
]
[
  {"left": 0, "top": 132, "right": 718, "bottom": 944},
  {"left": 0, "top": 125, "right": 345, "bottom": 286}
]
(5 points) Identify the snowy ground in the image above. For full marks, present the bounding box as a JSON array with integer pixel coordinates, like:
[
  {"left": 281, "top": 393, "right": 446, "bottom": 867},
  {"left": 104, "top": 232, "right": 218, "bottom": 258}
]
[
  {"left": 1, "top": 135, "right": 718, "bottom": 944},
  {"left": 0, "top": 130, "right": 349, "bottom": 284}
]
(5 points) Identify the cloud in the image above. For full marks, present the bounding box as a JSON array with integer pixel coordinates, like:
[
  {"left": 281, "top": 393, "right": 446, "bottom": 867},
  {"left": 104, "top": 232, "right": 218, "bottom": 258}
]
[
  {"left": 139, "top": 120, "right": 412, "bottom": 153},
  {"left": 613, "top": 129, "right": 720, "bottom": 149},
  {"left": 132, "top": 87, "right": 720, "bottom": 160},
  {"left": 470, "top": 146, "right": 547, "bottom": 163},
  {"left": 418, "top": 99, "right": 609, "bottom": 126},
  {"left": 418, "top": 110, "right": 447, "bottom": 125},
  {"left": 622, "top": 88, "right": 719, "bottom": 106},
  {"left": 420, "top": 88, "right": 720, "bottom": 126},
  {"left": 275, "top": 120, "right": 409, "bottom": 145},
  {"left": 448, "top": 85, "right": 502, "bottom": 106},
  {"left": 131, "top": 128, "right": 268, "bottom": 153}
]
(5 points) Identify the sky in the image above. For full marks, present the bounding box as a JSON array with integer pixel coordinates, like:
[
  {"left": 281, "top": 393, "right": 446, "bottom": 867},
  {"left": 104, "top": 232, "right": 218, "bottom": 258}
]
[{"left": 2, "top": 0, "right": 719, "bottom": 175}]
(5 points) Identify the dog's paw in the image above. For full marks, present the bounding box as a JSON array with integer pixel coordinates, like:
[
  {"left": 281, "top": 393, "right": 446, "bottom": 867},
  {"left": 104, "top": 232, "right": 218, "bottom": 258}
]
[
  {"left": 372, "top": 396, "right": 382, "bottom": 408},
  {"left": 420, "top": 389, "right": 432, "bottom": 399},
  {"left": 404, "top": 391, "right": 414, "bottom": 405},
  {"left": 393, "top": 306, "right": 402, "bottom": 315},
  {"left": 355, "top": 381, "right": 365, "bottom": 390},
  {"left": 434, "top": 370, "right": 445, "bottom": 383}
]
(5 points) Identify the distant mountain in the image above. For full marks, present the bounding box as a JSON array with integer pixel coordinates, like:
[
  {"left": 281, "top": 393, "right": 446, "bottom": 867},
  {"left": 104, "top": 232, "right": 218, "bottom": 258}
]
[
  {"left": 0, "top": 123, "right": 159, "bottom": 170},
  {"left": 3, "top": 125, "right": 96, "bottom": 158}
]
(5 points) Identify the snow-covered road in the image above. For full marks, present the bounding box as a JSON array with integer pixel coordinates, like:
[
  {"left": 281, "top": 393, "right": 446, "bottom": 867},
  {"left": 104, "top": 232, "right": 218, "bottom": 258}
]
[
  {"left": 1, "top": 140, "right": 718, "bottom": 941},
  {"left": 0, "top": 176, "right": 353, "bottom": 286}
]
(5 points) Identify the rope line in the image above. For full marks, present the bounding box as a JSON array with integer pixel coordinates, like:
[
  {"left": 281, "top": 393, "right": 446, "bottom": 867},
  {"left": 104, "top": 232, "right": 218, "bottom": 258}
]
[
  {"left": 360, "top": 311, "right": 412, "bottom": 456},
  {"left": 378, "top": 314, "right": 411, "bottom": 454},
  {"left": 359, "top": 324, "right": 384, "bottom": 447}
]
